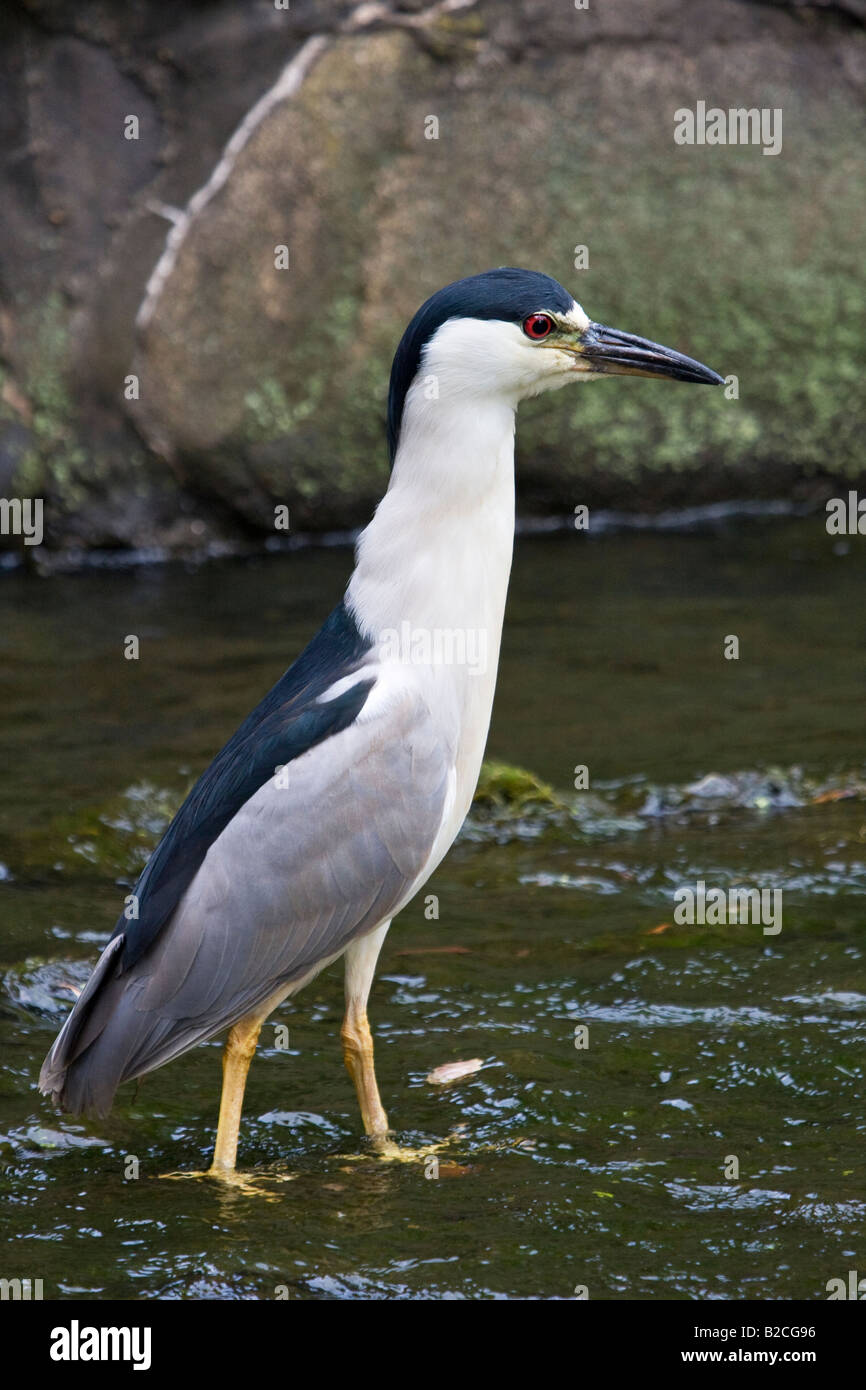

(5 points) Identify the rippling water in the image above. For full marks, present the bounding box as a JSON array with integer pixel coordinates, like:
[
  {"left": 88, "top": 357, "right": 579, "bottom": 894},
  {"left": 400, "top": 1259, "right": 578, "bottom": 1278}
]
[{"left": 0, "top": 519, "right": 863, "bottom": 1299}]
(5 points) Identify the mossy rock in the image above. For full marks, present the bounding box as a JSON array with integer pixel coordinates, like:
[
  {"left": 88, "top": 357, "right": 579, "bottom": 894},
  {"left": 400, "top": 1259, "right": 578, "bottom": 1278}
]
[
  {"left": 473, "top": 760, "right": 562, "bottom": 812},
  {"left": 130, "top": 1, "right": 866, "bottom": 535},
  {"left": 3, "top": 781, "right": 183, "bottom": 884}
]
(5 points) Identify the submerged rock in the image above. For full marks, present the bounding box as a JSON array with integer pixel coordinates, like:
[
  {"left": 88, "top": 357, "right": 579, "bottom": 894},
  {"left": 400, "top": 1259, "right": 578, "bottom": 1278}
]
[
  {"left": 1, "top": 781, "right": 182, "bottom": 883},
  {"left": 467, "top": 761, "right": 866, "bottom": 845},
  {"left": 473, "top": 761, "right": 560, "bottom": 812}
]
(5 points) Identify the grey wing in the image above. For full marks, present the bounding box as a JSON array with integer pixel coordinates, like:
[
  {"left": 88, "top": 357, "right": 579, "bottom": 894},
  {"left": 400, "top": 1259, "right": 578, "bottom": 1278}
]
[{"left": 50, "top": 688, "right": 451, "bottom": 1114}]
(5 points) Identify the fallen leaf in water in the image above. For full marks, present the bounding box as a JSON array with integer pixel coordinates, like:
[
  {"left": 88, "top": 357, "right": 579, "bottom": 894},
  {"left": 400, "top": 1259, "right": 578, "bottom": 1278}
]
[
  {"left": 396, "top": 945, "right": 471, "bottom": 956},
  {"left": 646, "top": 923, "right": 671, "bottom": 935},
  {"left": 426, "top": 1058, "right": 484, "bottom": 1085}
]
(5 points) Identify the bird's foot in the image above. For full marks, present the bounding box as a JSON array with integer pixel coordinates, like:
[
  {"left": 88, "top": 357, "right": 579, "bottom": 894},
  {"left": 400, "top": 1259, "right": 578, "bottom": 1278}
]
[
  {"left": 341, "top": 1128, "right": 465, "bottom": 1165},
  {"left": 159, "top": 1166, "right": 294, "bottom": 1198},
  {"left": 370, "top": 1135, "right": 438, "bottom": 1163}
]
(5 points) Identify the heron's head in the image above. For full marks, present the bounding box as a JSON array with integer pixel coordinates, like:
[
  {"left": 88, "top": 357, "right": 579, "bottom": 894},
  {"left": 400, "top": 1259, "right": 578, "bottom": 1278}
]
[{"left": 388, "top": 267, "right": 723, "bottom": 461}]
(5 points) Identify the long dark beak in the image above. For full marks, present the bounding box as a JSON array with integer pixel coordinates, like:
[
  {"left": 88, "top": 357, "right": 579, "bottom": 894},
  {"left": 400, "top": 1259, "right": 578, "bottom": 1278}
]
[{"left": 580, "top": 322, "right": 724, "bottom": 385}]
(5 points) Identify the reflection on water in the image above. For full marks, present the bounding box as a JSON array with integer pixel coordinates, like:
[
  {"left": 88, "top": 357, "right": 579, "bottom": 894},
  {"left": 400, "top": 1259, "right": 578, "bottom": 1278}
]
[{"left": 0, "top": 519, "right": 863, "bottom": 1299}]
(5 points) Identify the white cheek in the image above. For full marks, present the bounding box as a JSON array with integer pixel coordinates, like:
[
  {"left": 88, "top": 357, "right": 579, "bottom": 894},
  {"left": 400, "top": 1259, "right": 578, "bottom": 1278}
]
[
  {"left": 549, "top": 348, "right": 578, "bottom": 374},
  {"left": 524, "top": 361, "right": 576, "bottom": 398},
  {"left": 524, "top": 350, "right": 603, "bottom": 398},
  {"left": 423, "top": 318, "right": 541, "bottom": 399}
]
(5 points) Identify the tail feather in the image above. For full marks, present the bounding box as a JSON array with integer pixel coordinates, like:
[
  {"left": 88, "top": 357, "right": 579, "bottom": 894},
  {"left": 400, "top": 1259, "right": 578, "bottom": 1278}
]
[
  {"left": 39, "top": 934, "right": 213, "bottom": 1117},
  {"left": 39, "top": 935, "right": 126, "bottom": 1114}
]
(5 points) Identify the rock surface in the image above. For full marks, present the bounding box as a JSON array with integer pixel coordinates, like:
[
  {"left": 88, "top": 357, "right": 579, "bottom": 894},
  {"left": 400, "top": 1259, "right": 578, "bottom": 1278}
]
[{"left": 0, "top": 0, "right": 864, "bottom": 555}]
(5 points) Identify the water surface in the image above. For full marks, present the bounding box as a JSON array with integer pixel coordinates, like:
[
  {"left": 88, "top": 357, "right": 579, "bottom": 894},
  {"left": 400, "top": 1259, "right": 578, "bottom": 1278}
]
[{"left": 1, "top": 519, "right": 863, "bottom": 1300}]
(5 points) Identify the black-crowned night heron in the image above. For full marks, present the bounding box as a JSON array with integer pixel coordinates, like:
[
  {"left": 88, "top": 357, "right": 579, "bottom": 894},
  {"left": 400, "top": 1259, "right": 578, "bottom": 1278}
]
[{"left": 41, "top": 268, "right": 722, "bottom": 1177}]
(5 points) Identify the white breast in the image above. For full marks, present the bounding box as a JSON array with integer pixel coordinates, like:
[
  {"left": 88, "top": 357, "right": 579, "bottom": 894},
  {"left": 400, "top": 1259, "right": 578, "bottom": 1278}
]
[{"left": 345, "top": 378, "right": 517, "bottom": 876}]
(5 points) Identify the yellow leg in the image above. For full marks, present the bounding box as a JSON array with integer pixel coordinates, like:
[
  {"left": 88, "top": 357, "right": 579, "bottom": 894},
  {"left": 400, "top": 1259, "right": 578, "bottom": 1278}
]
[
  {"left": 338, "top": 1008, "right": 456, "bottom": 1167},
  {"left": 341, "top": 1005, "right": 390, "bottom": 1140},
  {"left": 208, "top": 1014, "right": 262, "bottom": 1176}
]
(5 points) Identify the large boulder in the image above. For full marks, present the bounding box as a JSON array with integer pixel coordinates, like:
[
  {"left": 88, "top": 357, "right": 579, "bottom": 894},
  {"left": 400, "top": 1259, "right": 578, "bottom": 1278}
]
[{"left": 1, "top": 0, "right": 864, "bottom": 553}]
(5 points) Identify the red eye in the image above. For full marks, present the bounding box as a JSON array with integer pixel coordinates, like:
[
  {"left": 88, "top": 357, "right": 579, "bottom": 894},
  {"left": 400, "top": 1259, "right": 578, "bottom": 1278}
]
[{"left": 523, "top": 313, "right": 554, "bottom": 340}]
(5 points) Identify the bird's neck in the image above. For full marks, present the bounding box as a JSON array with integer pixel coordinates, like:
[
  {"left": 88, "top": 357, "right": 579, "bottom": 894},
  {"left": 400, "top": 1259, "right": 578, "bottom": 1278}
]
[{"left": 346, "top": 394, "right": 517, "bottom": 643}]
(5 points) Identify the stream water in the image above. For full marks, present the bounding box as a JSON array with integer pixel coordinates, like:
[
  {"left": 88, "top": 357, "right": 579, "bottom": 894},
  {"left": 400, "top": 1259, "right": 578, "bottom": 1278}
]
[{"left": 0, "top": 518, "right": 863, "bottom": 1300}]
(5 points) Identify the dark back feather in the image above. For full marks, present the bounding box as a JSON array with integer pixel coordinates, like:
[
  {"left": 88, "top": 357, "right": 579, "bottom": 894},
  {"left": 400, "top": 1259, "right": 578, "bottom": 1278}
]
[{"left": 116, "top": 600, "right": 374, "bottom": 968}]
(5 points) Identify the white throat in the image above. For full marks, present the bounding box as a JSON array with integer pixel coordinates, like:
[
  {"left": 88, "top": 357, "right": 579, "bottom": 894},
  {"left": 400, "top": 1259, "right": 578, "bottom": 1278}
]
[
  {"left": 345, "top": 383, "right": 516, "bottom": 837},
  {"left": 347, "top": 384, "right": 516, "bottom": 642}
]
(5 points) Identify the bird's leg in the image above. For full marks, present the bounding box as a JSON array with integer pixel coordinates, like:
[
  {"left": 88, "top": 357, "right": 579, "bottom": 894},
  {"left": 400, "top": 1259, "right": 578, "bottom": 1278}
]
[
  {"left": 341, "top": 923, "right": 393, "bottom": 1146},
  {"left": 342, "top": 1004, "right": 390, "bottom": 1139},
  {"left": 209, "top": 1014, "right": 262, "bottom": 1176}
]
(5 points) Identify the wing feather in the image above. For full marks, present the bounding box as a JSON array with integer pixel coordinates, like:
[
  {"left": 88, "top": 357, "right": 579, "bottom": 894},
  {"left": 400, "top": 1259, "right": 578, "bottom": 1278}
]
[{"left": 41, "top": 682, "right": 452, "bottom": 1115}]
